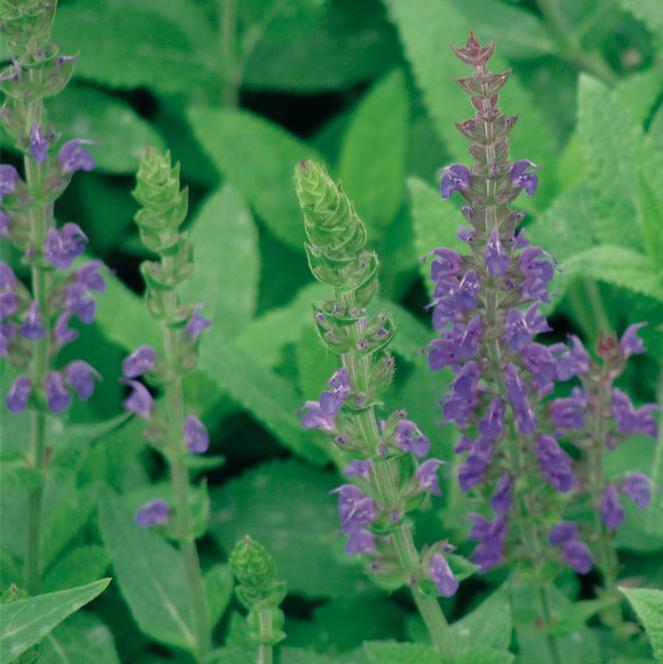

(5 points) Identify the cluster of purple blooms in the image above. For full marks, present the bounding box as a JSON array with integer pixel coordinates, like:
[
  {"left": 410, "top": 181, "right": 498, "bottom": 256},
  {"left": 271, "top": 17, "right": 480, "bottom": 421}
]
[{"left": 2, "top": 133, "right": 104, "bottom": 416}]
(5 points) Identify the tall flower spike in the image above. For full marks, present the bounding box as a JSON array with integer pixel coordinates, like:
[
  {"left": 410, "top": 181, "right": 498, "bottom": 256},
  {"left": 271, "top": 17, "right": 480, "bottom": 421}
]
[{"left": 295, "top": 160, "right": 457, "bottom": 659}]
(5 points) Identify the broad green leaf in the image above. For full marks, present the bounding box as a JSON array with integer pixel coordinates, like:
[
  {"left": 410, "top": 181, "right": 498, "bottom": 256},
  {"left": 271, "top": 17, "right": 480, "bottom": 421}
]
[
  {"left": 296, "top": 326, "right": 340, "bottom": 400},
  {"left": 54, "top": 0, "right": 216, "bottom": 93},
  {"left": 339, "top": 70, "right": 409, "bottom": 233},
  {"left": 363, "top": 641, "right": 441, "bottom": 663},
  {"left": 46, "top": 84, "right": 165, "bottom": 173},
  {"left": 576, "top": 75, "right": 644, "bottom": 250},
  {"left": 181, "top": 185, "right": 260, "bottom": 339},
  {"left": 620, "top": 587, "right": 663, "bottom": 661},
  {"left": 639, "top": 173, "right": 663, "bottom": 266},
  {"left": 204, "top": 564, "right": 233, "bottom": 630},
  {"left": 43, "top": 545, "right": 110, "bottom": 593},
  {"left": 380, "top": 297, "right": 433, "bottom": 364},
  {"left": 451, "top": 588, "right": 512, "bottom": 651},
  {"left": 385, "top": 0, "right": 555, "bottom": 199},
  {"left": 563, "top": 246, "right": 663, "bottom": 302},
  {"left": 618, "top": 0, "right": 663, "bottom": 49},
  {"left": 0, "top": 578, "right": 110, "bottom": 662},
  {"left": 407, "top": 176, "right": 465, "bottom": 298},
  {"left": 188, "top": 107, "right": 321, "bottom": 251},
  {"left": 210, "top": 459, "right": 366, "bottom": 598},
  {"left": 39, "top": 612, "right": 120, "bottom": 664},
  {"left": 615, "top": 66, "right": 663, "bottom": 125},
  {"left": 98, "top": 491, "right": 196, "bottom": 651}
]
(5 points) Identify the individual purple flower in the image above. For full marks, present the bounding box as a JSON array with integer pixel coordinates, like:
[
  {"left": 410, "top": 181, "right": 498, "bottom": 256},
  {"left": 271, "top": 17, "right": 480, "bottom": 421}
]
[
  {"left": 490, "top": 474, "right": 512, "bottom": 514},
  {"left": 54, "top": 312, "right": 79, "bottom": 346},
  {"left": 64, "top": 360, "right": 100, "bottom": 400},
  {"left": 29, "top": 124, "right": 48, "bottom": 163},
  {"left": 5, "top": 375, "right": 31, "bottom": 412},
  {"left": 331, "top": 484, "right": 376, "bottom": 535},
  {"left": 612, "top": 389, "right": 658, "bottom": 438},
  {"left": 478, "top": 397, "right": 504, "bottom": 442},
  {"left": 458, "top": 447, "right": 492, "bottom": 491},
  {"left": 430, "top": 248, "right": 463, "bottom": 281},
  {"left": 619, "top": 323, "right": 646, "bottom": 358},
  {"left": 510, "top": 159, "right": 539, "bottom": 196},
  {"left": 122, "top": 345, "right": 157, "bottom": 378},
  {"left": 485, "top": 229, "right": 509, "bottom": 277},
  {"left": 548, "top": 521, "right": 578, "bottom": 546},
  {"left": 345, "top": 459, "right": 372, "bottom": 479},
  {"left": 621, "top": 472, "right": 651, "bottom": 509},
  {"left": 328, "top": 366, "right": 350, "bottom": 399},
  {"left": 43, "top": 223, "right": 88, "bottom": 269},
  {"left": 429, "top": 553, "right": 459, "bottom": 597},
  {"left": 415, "top": 458, "right": 443, "bottom": 496},
  {"left": 19, "top": 302, "right": 46, "bottom": 340},
  {"left": 503, "top": 304, "right": 551, "bottom": 351},
  {"left": 554, "top": 336, "right": 591, "bottom": 381},
  {"left": 601, "top": 485, "right": 625, "bottom": 529},
  {"left": 0, "top": 210, "right": 10, "bottom": 236},
  {"left": 184, "top": 415, "right": 209, "bottom": 454},
  {"left": 135, "top": 499, "right": 170, "bottom": 527},
  {"left": 0, "top": 291, "right": 18, "bottom": 320},
  {"left": 301, "top": 393, "right": 342, "bottom": 432},
  {"left": 0, "top": 165, "right": 19, "bottom": 199},
  {"left": 504, "top": 363, "right": 537, "bottom": 435},
  {"left": 45, "top": 371, "right": 71, "bottom": 412},
  {"left": 549, "top": 390, "right": 586, "bottom": 432},
  {"left": 468, "top": 514, "right": 507, "bottom": 572},
  {"left": 185, "top": 305, "right": 211, "bottom": 340},
  {"left": 123, "top": 380, "right": 154, "bottom": 419},
  {"left": 0, "top": 262, "right": 16, "bottom": 289},
  {"left": 395, "top": 419, "right": 430, "bottom": 457},
  {"left": 517, "top": 247, "right": 553, "bottom": 302},
  {"left": 561, "top": 539, "right": 593, "bottom": 574},
  {"left": 346, "top": 529, "right": 375, "bottom": 555},
  {"left": 65, "top": 283, "right": 96, "bottom": 324},
  {"left": 440, "top": 163, "right": 471, "bottom": 199},
  {"left": 75, "top": 261, "right": 106, "bottom": 292},
  {"left": 521, "top": 343, "right": 557, "bottom": 395},
  {"left": 57, "top": 139, "right": 95, "bottom": 173},
  {"left": 535, "top": 435, "right": 576, "bottom": 492}
]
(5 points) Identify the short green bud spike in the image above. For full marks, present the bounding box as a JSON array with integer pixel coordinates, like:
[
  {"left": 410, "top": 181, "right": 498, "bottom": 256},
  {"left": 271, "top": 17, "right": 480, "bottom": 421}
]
[
  {"left": 0, "top": 0, "right": 57, "bottom": 55},
  {"left": 230, "top": 535, "right": 276, "bottom": 590}
]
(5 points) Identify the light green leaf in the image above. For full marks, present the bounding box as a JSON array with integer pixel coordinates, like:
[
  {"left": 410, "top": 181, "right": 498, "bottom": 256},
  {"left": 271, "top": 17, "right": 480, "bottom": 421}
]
[
  {"left": 181, "top": 185, "right": 260, "bottom": 339},
  {"left": 639, "top": 173, "right": 663, "bottom": 266},
  {"left": 577, "top": 75, "right": 644, "bottom": 250},
  {"left": 204, "top": 564, "right": 233, "bottom": 630},
  {"left": 296, "top": 326, "right": 340, "bottom": 400},
  {"left": 385, "top": 0, "right": 555, "bottom": 196},
  {"left": 39, "top": 612, "right": 120, "bottom": 664},
  {"left": 563, "top": 246, "right": 663, "bottom": 302},
  {"left": 188, "top": 107, "right": 321, "bottom": 251},
  {"left": 43, "top": 545, "right": 110, "bottom": 593},
  {"left": 54, "top": 0, "right": 216, "bottom": 93},
  {"left": 98, "top": 491, "right": 196, "bottom": 651},
  {"left": 210, "top": 459, "right": 366, "bottom": 598},
  {"left": 380, "top": 297, "right": 433, "bottom": 364},
  {"left": 615, "top": 66, "right": 663, "bottom": 125},
  {"left": 363, "top": 641, "right": 441, "bottom": 663},
  {"left": 0, "top": 578, "right": 110, "bottom": 662},
  {"left": 618, "top": 0, "right": 663, "bottom": 49},
  {"left": 451, "top": 588, "right": 512, "bottom": 651},
  {"left": 620, "top": 587, "right": 663, "bottom": 661},
  {"left": 46, "top": 84, "right": 165, "bottom": 173},
  {"left": 338, "top": 69, "right": 409, "bottom": 233}
]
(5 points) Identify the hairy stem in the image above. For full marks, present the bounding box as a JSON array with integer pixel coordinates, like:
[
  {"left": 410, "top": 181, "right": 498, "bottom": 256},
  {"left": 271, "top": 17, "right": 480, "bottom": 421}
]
[{"left": 257, "top": 610, "right": 273, "bottom": 664}]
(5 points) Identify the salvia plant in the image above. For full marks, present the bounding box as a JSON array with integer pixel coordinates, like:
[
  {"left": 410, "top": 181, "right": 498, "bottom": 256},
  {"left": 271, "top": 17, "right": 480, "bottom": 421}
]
[{"left": 1, "top": 1, "right": 663, "bottom": 663}]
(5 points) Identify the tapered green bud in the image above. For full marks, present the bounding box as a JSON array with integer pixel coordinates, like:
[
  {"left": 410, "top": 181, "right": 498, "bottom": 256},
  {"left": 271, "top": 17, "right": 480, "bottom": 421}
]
[
  {"left": 230, "top": 535, "right": 276, "bottom": 590},
  {"left": 0, "top": 0, "right": 56, "bottom": 55}
]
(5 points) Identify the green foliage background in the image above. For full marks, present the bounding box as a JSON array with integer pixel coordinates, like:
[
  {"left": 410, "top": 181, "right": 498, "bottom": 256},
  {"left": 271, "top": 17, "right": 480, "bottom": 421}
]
[{"left": 1, "top": 0, "right": 663, "bottom": 662}]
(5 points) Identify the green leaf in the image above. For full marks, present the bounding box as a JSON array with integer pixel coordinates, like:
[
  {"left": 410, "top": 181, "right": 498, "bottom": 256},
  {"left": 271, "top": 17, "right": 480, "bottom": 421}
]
[
  {"left": 618, "top": 0, "right": 663, "bottom": 49},
  {"left": 210, "top": 459, "right": 366, "bottom": 598},
  {"left": 188, "top": 107, "right": 321, "bottom": 252},
  {"left": 563, "top": 246, "right": 663, "bottom": 302},
  {"left": 385, "top": 0, "right": 555, "bottom": 199},
  {"left": 54, "top": 0, "right": 216, "bottom": 93},
  {"left": 204, "top": 564, "right": 233, "bottom": 630},
  {"left": 620, "top": 587, "right": 663, "bottom": 661},
  {"left": 43, "top": 545, "right": 110, "bottom": 593},
  {"left": 451, "top": 588, "right": 512, "bottom": 651},
  {"left": 407, "top": 176, "right": 465, "bottom": 298},
  {"left": 180, "top": 185, "right": 260, "bottom": 339},
  {"left": 39, "top": 612, "right": 120, "bottom": 664},
  {"left": 638, "top": 174, "right": 663, "bottom": 265},
  {"left": 615, "top": 66, "right": 663, "bottom": 125},
  {"left": 0, "top": 578, "right": 110, "bottom": 662},
  {"left": 46, "top": 84, "right": 165, "bottom": 173},
  {"left": 338, "top": 70, "right": 409, "bottom": 233},
  {"left": 576, "top": 75, "right": 644, "bottom": 250},
  {"left": 363, "top": 641, "right": 441, "bottom": 663},
  {"left": 98, "top": 491, "right": 196, "bottom": 651}
]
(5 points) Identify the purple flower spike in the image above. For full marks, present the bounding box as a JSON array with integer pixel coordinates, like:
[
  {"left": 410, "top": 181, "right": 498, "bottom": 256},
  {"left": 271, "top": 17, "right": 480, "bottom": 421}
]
[
  {"left": 123, "top": 380, "right": 154, "bottom": 419},
  {"left": 346, "top": 529, "right": 375, "bottom": 555},
  {"left": 45, "top": 371, "right": 71, "bottom": 412},
  {"left": 535, "top": 435, "right": 575, "bottom": 492},
  {"left": 19, "top": 302, "right": 46, "bottom": 341},
  {"left": 549, "top": 521, "right": 578, "bottom": 546},
  {"left": 43, "top": 223, "right": 88, "bottom": 269},
  {"left": 64, "top": 360, "right": 100, "bottom": 400},
  {"left": 135, "top": 499, "right": 170, "bottom": 527},
  {"left": 485, "top": 229, "right": 509, "bottom": 277},
  {"left": 345, "top": 459, "right": 372, "bottom": 479},
  {"left": 29, "top": 124, "right": 48, "bottom": 163},
  {"left": 612, "top": 389, "right": 659, "bottom": 438},
  {"left": 490, "top": 474, "right": 512, "bottom": 514},
  {"left": 58, "top": 139, "right": 95, "bottom": 173},
  {"left": 601, "top": 485, "right": 625, "bottom": 529},
  {"left": 562, "top": 540, "right": 593, "bottom": 574},
  {"left": 5, "top": 375, "right": 31, "bottom": 412},
  {"left": 415, "top": 458, "right": 444, "bottom": 496},
  {"left": 440, "top": 164, "right": 472, "bottom": 199},
  {"left": 429, "top": 553, "right": 458, "bottom": 597},
  {"left": 0, "top": 165, "right": 19, "bottom": 199},
  {"left": 619, "top": 323, "right": 646, "bottom": 358},
  {"left": 395, "top": 419, "right": 430, "bottom": 457},
  {"left": 185, "top": 305, "right": 211, "bottom": 340},
  {"left": 621, "top": 472, "right": 651, "bottom": 509},
  {"left": 184, "top": 415, "right": 209, "bottom": 454},
  {"left": 122, "top": 345, "right": 157, "bottom": 378},
  {"left": 510, "top": 160, "right": 539, "bottom": 196}
]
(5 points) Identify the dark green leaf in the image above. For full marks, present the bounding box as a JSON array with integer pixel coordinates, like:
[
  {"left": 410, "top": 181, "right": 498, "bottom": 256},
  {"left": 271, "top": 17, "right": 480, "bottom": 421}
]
[{"left": 620, "top": 587, "right": 663, "bottom": 661}]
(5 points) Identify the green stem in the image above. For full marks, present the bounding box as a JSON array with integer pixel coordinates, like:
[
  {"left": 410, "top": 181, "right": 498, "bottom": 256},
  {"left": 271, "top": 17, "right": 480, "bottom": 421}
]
[
  {"left": 162, "top": 271, "right": 210, "bottom": 662},
  {"left": 219, "top": 0, "right": 239, "bottom": 107},
  {"left": 257, "top": 610, "right": 273, "bottom": 664}
]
